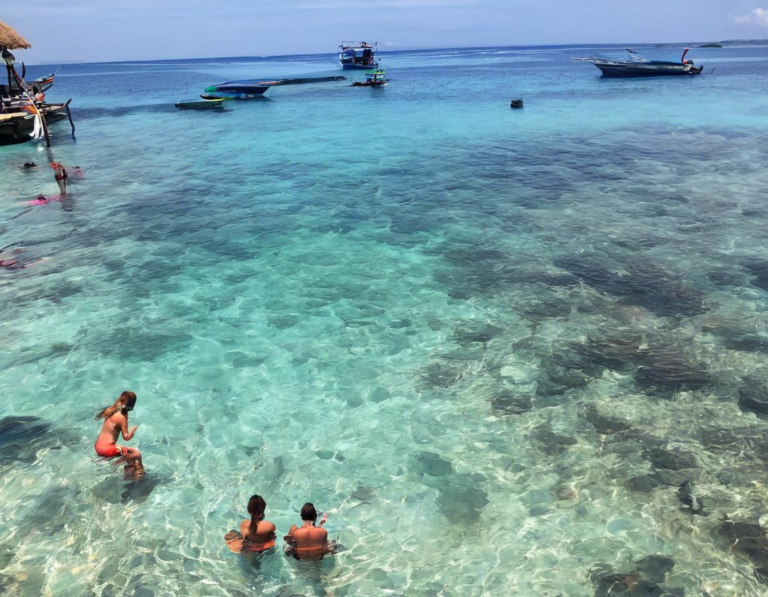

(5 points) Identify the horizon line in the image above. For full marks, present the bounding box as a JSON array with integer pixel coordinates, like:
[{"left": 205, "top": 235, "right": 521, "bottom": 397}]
[{"left": 22, "top": 39, "right": 754, "bottom": 67}]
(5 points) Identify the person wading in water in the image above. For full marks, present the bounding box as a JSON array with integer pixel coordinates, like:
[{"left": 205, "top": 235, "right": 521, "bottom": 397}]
[
  {"left": 51, "top": 162, "right": 68, "bottom": 195},
  {"left": 94, "top": 391, "right": 145, "bottom": 480},
  {"left": 225, "top": 494, "right": 277, "bottom": 554}
]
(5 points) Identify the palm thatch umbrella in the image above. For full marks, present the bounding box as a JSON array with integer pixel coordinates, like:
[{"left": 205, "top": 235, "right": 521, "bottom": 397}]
[{"left": 0, "top": 20, "right": 31, "bottom": 51}]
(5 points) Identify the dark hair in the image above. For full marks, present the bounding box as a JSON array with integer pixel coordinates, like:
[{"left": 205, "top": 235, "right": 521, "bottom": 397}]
[
  {"left": 95, "top": 391, "right": 137, "bottom": 420},
  {"left": 301, "top": 503, "right": 317, "bottom": 521},
  {"left": 248, "top": 495, "right": 266, "bottom": 534}
]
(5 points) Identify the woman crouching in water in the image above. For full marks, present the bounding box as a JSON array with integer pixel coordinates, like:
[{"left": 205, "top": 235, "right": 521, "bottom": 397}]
[
  {"left": 94, "top": 391, "right": 145, "bottom": 479},
  {"left": 225, "top": 495, "right": 276, "bottom": 554}
]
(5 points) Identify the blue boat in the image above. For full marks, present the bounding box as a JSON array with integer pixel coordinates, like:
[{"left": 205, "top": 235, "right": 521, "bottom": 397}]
[
  {"left": 200, "top": 80, "right": 277, "bottom": 100},
  {"left": 339, "top": 41, "right": 378, "bottom": 70},
  {"left": 576, "top": 48, "right": 703, "bottom": 78}
]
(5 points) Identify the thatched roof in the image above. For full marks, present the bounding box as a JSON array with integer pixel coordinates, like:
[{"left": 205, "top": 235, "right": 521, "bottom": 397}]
[{"left": 0, "top": 20, "right": 31, "bottom": 50}]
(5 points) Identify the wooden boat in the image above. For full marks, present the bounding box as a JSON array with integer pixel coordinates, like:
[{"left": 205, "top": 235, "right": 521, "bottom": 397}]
[
  {"left": 576, "top": 48, "right": 703, "bottom": 78},
  {"left": 0, "top": 101, "right": 72, "bottom": 145},
  {"left": 0, "top": 71, "right": 56, "bottom": 96},
  {"left": 175, "top": 99, "right": 227, "bottom": 110},
  {"left": 0, "top": 111, "right": 34, "bottom": 143},
  {"left": 351, "top": 69, "right": 386, "bottom": 87}
]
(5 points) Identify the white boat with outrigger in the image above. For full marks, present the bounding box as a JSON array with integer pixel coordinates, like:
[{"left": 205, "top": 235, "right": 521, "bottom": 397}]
[{"left": 574, "top": 48, "right": 703, "bottom": 77}]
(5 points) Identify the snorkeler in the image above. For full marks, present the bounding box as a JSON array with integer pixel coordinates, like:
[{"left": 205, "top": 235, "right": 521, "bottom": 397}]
[
  {"left": 94, "top": 391, "right": 145, "bottom": 480},
  {"left": 51, "top": 162, "right": 68, "bottom": 195},
  {"left": 283, "top": 503, "right": 338, "bottom": 560},
  {"left": 224, "top": 494, "right": 277, "bottom": 553},
  {"left": 21, "top": 162, "right": 37, "bottom": 169},
  {"left": 0, "top": 245, "right": 43, "bottom": 269}
]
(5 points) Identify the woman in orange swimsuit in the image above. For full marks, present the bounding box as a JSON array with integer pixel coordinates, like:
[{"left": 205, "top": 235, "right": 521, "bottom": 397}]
[
  {"left": 225, "top": 494, "right": 277, "bottom": 554},
  {"left": 94, "top": 391, "right": 145, "bottom": 480}
]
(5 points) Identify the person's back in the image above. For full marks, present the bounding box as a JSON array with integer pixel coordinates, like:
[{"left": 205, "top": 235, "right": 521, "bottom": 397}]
[
  {"left": 225, "top": 494, "right": 276, "bottom": 554},
  {"left": 284, "top": 503, "right": 333, "bottom": 560},
  {"left": 240, "top": 518, "right": 276, "bottom": 547}
]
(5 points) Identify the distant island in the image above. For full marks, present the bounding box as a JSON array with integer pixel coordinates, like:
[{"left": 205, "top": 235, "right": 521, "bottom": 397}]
[{"left": 718, "top": 39, "right": 768, "bottom": 46}]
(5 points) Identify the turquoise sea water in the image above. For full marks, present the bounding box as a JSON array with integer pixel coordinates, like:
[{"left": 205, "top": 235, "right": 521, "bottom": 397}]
[{"left": 3, "top": 44, "right": 768, "bottom": 596}]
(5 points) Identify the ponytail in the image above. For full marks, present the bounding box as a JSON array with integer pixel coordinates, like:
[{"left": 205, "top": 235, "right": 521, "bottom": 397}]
[
  {"left": 95, "top": 391, "right": 137, "bottom": 420},
  {"left": 247, "top": 495, "right": 266, "bottom": 535}
]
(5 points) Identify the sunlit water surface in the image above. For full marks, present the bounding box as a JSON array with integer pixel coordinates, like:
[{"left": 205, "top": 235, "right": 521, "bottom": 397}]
[{"left": 3, "top": 45, "right": 768, "bottom": 596}]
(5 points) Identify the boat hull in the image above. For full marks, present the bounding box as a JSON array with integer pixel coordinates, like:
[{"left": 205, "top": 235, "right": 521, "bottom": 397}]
[
  {"left": 340, "top": 62, "right": 379, "bottom": 70},
  {"left": 201, "top": 81, "right": 272, "bottom": 100},
  {"left": 594, "top": 63, "right": 703, "bottom": 77},
  {"left": 200, "top": 91, "right": 268, "bottom": 100},
  {"left": 176, "top": 99, "right": 226, "bottom": 110},
  {"left": 0, "top": 114, "right": 35, "bottom": 145}
]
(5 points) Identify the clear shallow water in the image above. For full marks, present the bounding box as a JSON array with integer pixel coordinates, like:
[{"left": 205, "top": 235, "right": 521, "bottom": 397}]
[{"left": 2, "top": 44, "right": 768, "bottom": 596}]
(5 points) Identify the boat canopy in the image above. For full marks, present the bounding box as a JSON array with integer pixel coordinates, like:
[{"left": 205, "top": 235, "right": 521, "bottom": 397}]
[{"left": 625, "top": 48, "right": 650, "bottom": 63}]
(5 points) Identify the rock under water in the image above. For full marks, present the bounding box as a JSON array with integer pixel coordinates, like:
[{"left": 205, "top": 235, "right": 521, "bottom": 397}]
[{"left": 0, "top": 416, "right": 54, "bottom": 469}]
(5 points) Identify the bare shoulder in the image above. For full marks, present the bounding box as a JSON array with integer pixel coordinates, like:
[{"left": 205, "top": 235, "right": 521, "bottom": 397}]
[
  {"left": 264, "top": 521, "right": 276, "bottom": 532},
  {"left": 111, "top": 412, "right": 126, "bottom": 424}
]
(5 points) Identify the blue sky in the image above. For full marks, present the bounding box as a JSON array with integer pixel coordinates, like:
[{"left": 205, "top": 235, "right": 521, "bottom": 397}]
[{"left": 4, "top": 0, "right": 768, "bottom": 63}]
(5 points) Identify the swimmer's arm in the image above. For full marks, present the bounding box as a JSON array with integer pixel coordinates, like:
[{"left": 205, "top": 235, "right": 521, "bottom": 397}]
[
  {"left": 118, "top": 414, "right": 138, "bottom": 441},
  {"left": 264, "top": 521, "right": 276, "bottom": 540},
  {"left": 318, "top": 513, "right": 328, "bottom": 527}
]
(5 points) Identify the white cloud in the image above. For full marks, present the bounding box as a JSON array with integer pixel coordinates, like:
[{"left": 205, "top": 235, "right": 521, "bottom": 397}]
[{"left": 735, "top": 8, "right": 768, "bottom": 27}]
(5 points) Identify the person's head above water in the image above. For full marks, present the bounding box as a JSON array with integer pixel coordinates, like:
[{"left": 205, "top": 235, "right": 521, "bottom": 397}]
[
  {"left": 301, "top": 503, "right": 318, "bottom": 522},
  {"left": 248, "top": 495, "right": 266, "bottom": 521},
  {"left": 95, "top": 391, "right": 137, "bottom": 420},
  {"left": 247, "top": 494, "right": 267, "bottom": 534}
]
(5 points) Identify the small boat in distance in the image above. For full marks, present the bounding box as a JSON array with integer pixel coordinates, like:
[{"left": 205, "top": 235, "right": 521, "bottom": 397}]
[
  {"left": 175, "top": 99, "right": 227, "bottom": 110},
  {"left": 575, "top": 48, "right": 703, "bottom": 77},
  {"left": 201, "top": 80, "right": 277, "bottom": 100},
  {"left": 351, "top": 68, "right": 386, "bottom": 87},
  {"left": 339, "top": 42, "right": 378, "bottom": 69}
]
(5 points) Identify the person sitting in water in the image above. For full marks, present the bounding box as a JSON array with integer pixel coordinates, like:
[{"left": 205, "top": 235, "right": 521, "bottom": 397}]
[
  {"left": 283, "top": 503, "right": 337, "bottom": 560},
  {"left": 224, "top": 494, "right": 277, "bottom": 553},
  {"left": 94, "top": 391, "right": 145, "bottom": 480}
]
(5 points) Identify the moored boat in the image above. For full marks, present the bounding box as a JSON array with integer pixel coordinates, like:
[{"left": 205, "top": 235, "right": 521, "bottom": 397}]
[
  {"left": 351, "top": 68, "right": 386, "bottom": 87},
  {"left": 576, "top": 48, "right": 703, "bottom": 77},
  {"left": 200, "top": 80, "right": 277, "bottom": 100},
  {"left": 339, "top": 41, "right": 378, "bottom": 70},
  {"left": 0, "top": 101, "right": 72, "bottom": 145},
  {"left": 1, "top": 19, "right": 75, "bottom": 146},
  {"left": 175, "top": 99, "right": 227, "bottom": 110}
]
